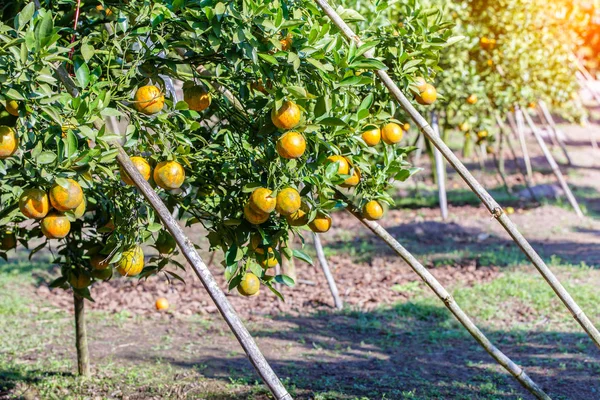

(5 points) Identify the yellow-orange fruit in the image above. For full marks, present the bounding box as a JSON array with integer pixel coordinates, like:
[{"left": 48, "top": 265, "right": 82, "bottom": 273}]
[
  {"left": 415, "top": 84, "right": 437, "bottom": 105},
  {"left": 276, "top": 131, "right": 306, "bottom": 159},
  {"left": 41, "top": 212, "right": 71, "bottom": 239},
  {"left": 275, "top": 187, "right": 301, "bottom": 215},
  {"left": 250, "top": 233, "right": 273, "bottom": 255},
  {"left": 153, "top": 161, "right": 185, "bottom": 190},
  {"left": 237, "top": 273, "right": 260, "bottom": 296},
  {"left": 286, "top": 201, "right": 310, "bottom": 227},
  {"left": 5, "top": 100, "right": 19, "bottom": 116},
  {"left": 49, "top": 179, "right": 83, "bottom": 212},
  {"left": 271, "top": 101, "right": 301, "bottom": 130},
  {"left": 69, "top": 274, "right": 91, "bottom": 289},
  {"left": 249, "top": 187, "right": 276, "bottom": 214},
  {"left": 120, "top": 156, "right": 152, "bottom": 186},
  {"left": 363, "top": 200, "right": 384, "bottom": 220},
  {"left": 19, "top": 188, "right": 50, "bottom": 219},
  {"left": 341, "top": 167, "right": 360, "bottom": 188},
  {"left": 258, "top": 251, "right": 278, "bottom": 269},
  {"left": 362, "top": 128, "right": 381, "bottom": 146},
  {"left": 0, "top": 126, "right": 18, "bottom": 159},
  {"left": 326, "top": 155, "right": 350, "bottom": 175},
  {"left": 244, "top": 203, "right": 270, "bottom": 225},
  {"left": 466, "top": 94, "right": 478, "bottom": 104},
  {"left": 117, "top": 246, "right": 144, "bottom": 277},
  {"left": 73, "top": 198, "right": 86, "bottom": 219},
  {"left": 133, "top": 85, "right": 164, "bottom": 115},
  {"left": 309, "top": 212, "right": 332, "bottom": 233},
  {"left": 0, "top": 231, "right": 16, "bottom": 251},
  {"left": 381, "top": 123, "right": 404, "bottom": 144},
  {"left": 414, "top": 77, "right": 427, "bottom": 91},
  {"left": 184, "top": 85, "right": 211, "bottom": 112},
  {"left": 155, "top": 297, "right": 169, "bottom": 310}
]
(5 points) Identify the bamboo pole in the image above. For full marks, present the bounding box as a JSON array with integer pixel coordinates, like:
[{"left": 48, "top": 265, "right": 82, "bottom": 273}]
[
  {"left": 538, "top": 101, "right": 573, "bottom": 165},
  {"left": 511, "top": 110, "right": 534, "bottom": 183},
  {"left": 431, "top": 113, "right": 448, "bottom": 219},
  {"left": 313, "top": 233, "right": 343, "bottom": 310},
  {"left": 315, "top": 0, "right": 600, "bottom": 351},
  {"left": 522, "top": 111, "right": 584, "bottom": 219},
  {"left": 73, "top": 294, "right": 90, "bottom": 377},
  {"left": 54, "top": 66, "right": 292, "bottom": 400},
  {"left": 332, "top": 190, "right": 549, "bottom": 400}
]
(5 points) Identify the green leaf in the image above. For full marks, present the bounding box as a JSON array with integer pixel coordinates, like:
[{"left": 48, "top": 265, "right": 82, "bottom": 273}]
[
  {"left": 292, "top": 249, "right": 313, "bottom": 265},
  {"left": 74, "top": 58, "right": 90, "bottom": 89},
  {"left": 274, "top": 274, "right": 295, "bottom": 287},
  {"left": 37, "top": 151, "right": 57, "bottom": 165},
  {"left": 258, "top": 53, "right": 278, "bottom": 65},
  {"left": 16, "top": 3, "right": 35, "bottom": 30},
  {"left": 81, "top": 44, "right": 95, "bottom": 63}
]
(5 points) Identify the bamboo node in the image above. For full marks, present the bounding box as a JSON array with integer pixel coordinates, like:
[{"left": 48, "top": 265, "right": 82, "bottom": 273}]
[{"left": 492, "top": 207, "right": 504, "bottom": 219}]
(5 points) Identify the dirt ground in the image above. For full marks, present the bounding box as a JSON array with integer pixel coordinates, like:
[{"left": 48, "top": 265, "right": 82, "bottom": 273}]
[{"left": 3, "top": 119, "right": 600, "bottom": 399}]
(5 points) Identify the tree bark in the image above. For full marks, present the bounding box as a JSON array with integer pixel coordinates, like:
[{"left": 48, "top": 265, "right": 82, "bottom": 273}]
[{"left": 73, "top": 294, "right": 90, "bottom": 377}]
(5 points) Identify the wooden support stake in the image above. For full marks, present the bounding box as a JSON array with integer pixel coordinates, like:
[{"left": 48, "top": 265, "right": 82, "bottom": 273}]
[
  {"left": 431, "top": 113, "right": 448, "bottom": 220},
  {"left": 73, "top": 294, "right": 90, "bottom": 377},
  {"left": 333, "top": 189, "right": 549, "bottom": 400},
  {"left": 522, "top": 111, "right": 584, "bottom": 219},
  {"left": 511, "top": 110, "right": 534, "bottom": 183},
  {"left": 55, "top": 65, "right": 292, "bottom": 400},
  {"left": 315, "top": 0, "right": 600, "bottom": 354},
  {"left": 313, "top": 233, "right": 343, "bottom": 310},
  {"left": 538, "top": 101, "right": 573, "bottom": 165}
]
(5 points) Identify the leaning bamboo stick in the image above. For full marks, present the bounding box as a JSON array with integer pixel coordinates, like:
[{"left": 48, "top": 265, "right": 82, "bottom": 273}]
[
  {"left": 538, "top": 101, "right": 573, "bottom": 165},
  {"left": 332, "top": 189, "right": 549, "bottom": 400},
  {"left": 54, "top": 66, "right": 292, "bottom": 400},
  {"left": 522, "top": 111, "right": 584, "bottom": 219},
  {"left": 313, "top": 233, "right": 343, "bottom": 310},
  {"left": 314, "top": 0, "right": 600, "bottom": 352},
  {"left": 511, "top": 110, "right": 535, "bottom": 183},
  {"left": 431, "top": 113, "right": 448, "bottom": 220}
]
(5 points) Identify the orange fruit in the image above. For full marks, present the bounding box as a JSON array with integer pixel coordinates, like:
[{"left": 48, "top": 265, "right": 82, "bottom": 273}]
[
  {"left": 0, "top": 231, "right": 16, "bottom": 251},
  {"left": 90, "top": 254, "right": 111, "bottom": 270},
  {"left": 133, "top": 85, "right": 164, "bottom": 115},
  {"left": 277, "top": 131, "right": 306, "bottom": 159},
  {"left": 403, "top": 123, "right": 410, "bottom": 131},
  {"left": 91, "top": 268, "right": 112, "bottom": 281},
  {"left": 19, "top": 188, "right": 50, "bottom": 219},
  {"left": 459, "top": 122, "right": 470, "bottom": 132},
  {"left": 0, "top": 126, "right": 18, "bottom": 159},
  {"left": 72, "top": 198, "right": 86, "bottom": 219},
  {"left": 415, "top": 84, "right": 437, "bottom": 105},
  {"left": 69, "top": 274, "right": 91, "bottom": 289},
  {"left": 326, "top": 155, "right": 350, "bottom": 175},
  {"left": 117, "top": 245, "right": 144, "bottom": 277},
  {"left": 250, "top": 233, "right": 273, "bottom": 255},
  {"left": 244, "top": 203, "right": 270, "bottom": 225},
  {"left": 258, "top": 251, "right": 278, "bottom": 269},
  {"left": 309, "top": 212, "right": 332, "bottom": 233},
  {"left": 414, "top": 77, "right": 427, "bottom": 91},
  {"left": 275, "top": 187, "right": 301, "bottom": 215},
  {"left": 286, "top": 200, "right": 310, "bottom": 226},
  {"left": 528, "top": 102, "right": 536, "bottom": 109},
  {"left": 487, "top": 59, "right": 494, "bottom": 67},
  {"left": 466, "top": 94, "right": 478, "bottom": 104},
  {"left": 184, "top": 85, "right": 211, "bottom": 112},
  {"left": 362, "top": 128, "right": 381, "bottom": 146},
  {"left": 280, "top": 35, "right": 293, "bottom": 51},
  {"left": 271, "top": 101, "right": 301, "bottom": 130},
  {"left": 480, "top": 37, "right": 490, "bottom": 49},
  {"left": 41, "top": 212, "right": 71, "bottom": 239},
  {"left": 477, "top": 130, "right": 488, "bottom": 139},
  {"left": 381, "top": 123, "right": 404, "bottom": 144},
  {"left": 237, "top": 272, "right": 260, "bottom": 296},
  {"left": 341, "top": 166, "right": 360, "bottom": 187},
  {"left": 363, "top": 200, "right": 384, "bottom": 220},
  {"left": 5, "top": 100, "right": 19, "bottom": 117},
  {"left": 249, "top": 187, "right": 276, "bottom": 214},
  {"left": 153, "top": 161, "right": 185, "bottom": 190},
  {"left": 155, "top": 297, "right": 169, "bottom": 311},
  {"left": 120, "top": 156, "right": 151, "bottom": 186},
  {"left": 49, "top": 179, "right": 83, "bottom": 212},
  {"left": 251, "top": 79, "right": 269, "bottom": 94}
]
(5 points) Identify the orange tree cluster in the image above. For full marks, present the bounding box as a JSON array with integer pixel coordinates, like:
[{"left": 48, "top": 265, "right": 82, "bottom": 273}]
[{"left": 0, "top": 0, "right": 453, "bottom": 299}]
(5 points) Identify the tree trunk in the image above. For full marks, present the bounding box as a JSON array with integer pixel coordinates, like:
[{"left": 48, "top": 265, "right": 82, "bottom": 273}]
[{"left": 73, "top": 293, "right": 90, "bottom": 377}]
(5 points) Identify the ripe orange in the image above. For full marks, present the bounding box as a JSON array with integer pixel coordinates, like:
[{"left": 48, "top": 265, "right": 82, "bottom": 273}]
[
  {"left": 5, "top": 100, "right": 19, "bottom": 117},
  {"left": 49, "top": 179, "right": 83, "bottom": 212},
  {"left": 286, "top": 201, "right": 310, "bottom": 226},
  {"left": 459, "top": 122, "right": 470, "bottom": 132},
  {"left": 133, "top": 85, "right": 164, "bottom": 115},
  {"left": 258, "top": 251, "right": 278, "bottom": 269},
  {"left": 153, "top": 161, "right": 185, "bottom": 190},
  {"left": 41, "top": 212, "right": 71, "bottom": 239},
  {"left": 277, "top": 131, "right": 306, "bottom": 159},
  {"left": 528, "top": 102, "right": 536, "bottom": 109},
  {"left": 0, "top": 126, "right": 18, "bottom": 159},
  {"left": 477, "top": 130, "right": 488, "bottom": 139},
  {"left": 480, "top": 36, "right": 490, "bottom": 49},
  {"left": 249, "top": 187, "right": 276, "bottom": 214},
  {"left": 155, "top": 297, "right": 169, "bottom": 311},
  {"left": 341, "top": 167, "right": 360, "bottom": 187},
  {"left": 415, "top": 84, "right": 437, "bottom": 105},
  {"left": 361, "top": 128, "right": 381, "bottom": 146},
  {"left": 403, "top": 123, "right": 410, "bottom": 131},
  {"left": 466, "top": 94, "right": 478, "bottom": 104},
  {"left": 280, "top": 35, "right": 293, "bottom": 51},
  {"left": 414, "top": 77, "right": 427, "bottom": 91},
  {"left": 275, "top": 187, "right": 301, "bottom": 215},
  {"left": 120, "top": 156, "right": 151, "bottom": 186},
  {"left": 69, "top": 274, "right": 91, "bottom": 289},
  {"left": 326, "top": 155, "right": 350, "bottom": 175},
  {"left": 117, "top": 245, "right": 144, "bottom": 277},
  {"left": 184, "top": 85, "right": 211, "bottom": 112},
  {"left": 381, "top": 123, "right": 404, "bottom": 144},
  {"left": 271, "top": 101, "right": 301, "bottom": 130},
  {"left": 487, "top": 59, "right": 494, "bottom": 67},
  {"left": 90, "top": 254, "right": 111, "bottom": 270},
  {"left": 363, "top": 200, "right": 384, "bottom": 220},
  {"left": 309, "top": 212, "right": 332, "bottom": 233},
  {"left": 237, "top": 272, "right": 260, "bottom": 296},
  {"left": 19, "top": 188, "right": 50, "bottom": 219},
  {"left": 0, "top": 231, "right": 16, "bottom": 251},
  {"left": 244, "top": 203, "right": 270, "bottom": 225}
]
